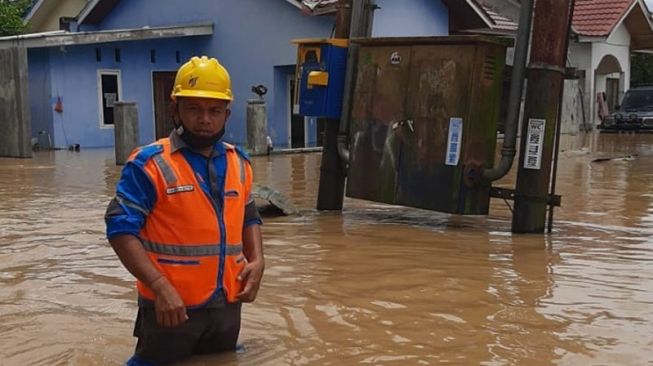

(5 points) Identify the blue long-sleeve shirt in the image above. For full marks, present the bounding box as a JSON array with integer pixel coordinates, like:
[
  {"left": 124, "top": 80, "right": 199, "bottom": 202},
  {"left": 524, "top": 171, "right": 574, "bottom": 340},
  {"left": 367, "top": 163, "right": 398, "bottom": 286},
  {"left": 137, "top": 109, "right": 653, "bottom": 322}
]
[{"left": 105, "top": 132, "right": 262, "bottom": 240}]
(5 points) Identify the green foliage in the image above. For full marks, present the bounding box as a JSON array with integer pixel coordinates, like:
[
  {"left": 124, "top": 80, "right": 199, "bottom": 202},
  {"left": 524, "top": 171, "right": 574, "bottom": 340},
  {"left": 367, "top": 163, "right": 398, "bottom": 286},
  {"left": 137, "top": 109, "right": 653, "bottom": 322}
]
[
  {"left": 631, "top": 53, "right": 653, "bottom": 86},
  {"left": 0, "top": 0, "right": 31, "bottom": 37}
]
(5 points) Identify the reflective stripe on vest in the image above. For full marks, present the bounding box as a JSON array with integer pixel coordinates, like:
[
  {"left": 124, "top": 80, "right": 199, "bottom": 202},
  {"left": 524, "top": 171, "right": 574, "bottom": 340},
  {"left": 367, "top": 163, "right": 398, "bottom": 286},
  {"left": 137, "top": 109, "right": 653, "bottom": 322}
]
[
  {"left": 153, "top": 154, "right": 177, "bottom": 185},
  {"left": 136, "top": 138, "right": 248, "bottom": 306},
  {"left": 142, "top": 240, "right": 243, "bottom": 257},
  {"left": 238, "top": 155, "right": 245, "bottom": 183}
]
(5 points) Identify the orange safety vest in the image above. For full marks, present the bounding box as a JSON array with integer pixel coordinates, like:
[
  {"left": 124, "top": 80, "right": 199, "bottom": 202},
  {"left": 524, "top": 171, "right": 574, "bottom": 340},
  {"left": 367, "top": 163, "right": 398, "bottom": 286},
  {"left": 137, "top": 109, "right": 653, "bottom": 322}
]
[{"left": 131, "top": 138, "right": 251, "bottom": 306}]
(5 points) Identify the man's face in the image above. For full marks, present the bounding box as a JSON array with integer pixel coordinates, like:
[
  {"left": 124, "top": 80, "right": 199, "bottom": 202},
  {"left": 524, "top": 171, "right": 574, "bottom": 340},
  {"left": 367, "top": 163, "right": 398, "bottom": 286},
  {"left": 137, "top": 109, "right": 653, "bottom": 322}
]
[{"left": 176, "top": 97, "right": 231, "bottom": 136}]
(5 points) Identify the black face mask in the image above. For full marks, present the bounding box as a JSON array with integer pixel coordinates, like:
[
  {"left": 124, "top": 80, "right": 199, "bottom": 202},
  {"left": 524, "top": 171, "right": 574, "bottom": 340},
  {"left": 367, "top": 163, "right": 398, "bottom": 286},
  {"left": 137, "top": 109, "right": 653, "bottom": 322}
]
[{"left": 174, "top": 122, "right": 225, "bottom": 149}]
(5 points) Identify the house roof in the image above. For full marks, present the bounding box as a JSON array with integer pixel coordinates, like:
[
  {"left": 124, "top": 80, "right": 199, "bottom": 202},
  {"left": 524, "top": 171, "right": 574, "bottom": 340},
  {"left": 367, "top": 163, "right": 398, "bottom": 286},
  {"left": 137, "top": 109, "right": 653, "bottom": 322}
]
[
  {"left": 442, "top": 0, "right": 519, "bottom": 34},
  {"left": 571, "top": 0, "right": 653, "bottom": 49},
  {"left": 573, "top": 0, "right": 633, "bottom": 36},
  {"left": 448, "top": 0, "right": 653, "bottom": 49},
  {"left": 77, "top": 0, "right": 121, "bottom": 25},
  {"left": 285, "top": 0, "right": 338, "bottom": 15},
  {"left": 0, "top": 23, "right": 213, "bottom": 49},
  {"left": 23, "top": 0, "right": 46, "bottom": 24},
  {"left": 476, "top": 3, "right": 518, "bottom": 31},
  {"left": 23, "top": 0, "right": 88, "bottom": 32}
]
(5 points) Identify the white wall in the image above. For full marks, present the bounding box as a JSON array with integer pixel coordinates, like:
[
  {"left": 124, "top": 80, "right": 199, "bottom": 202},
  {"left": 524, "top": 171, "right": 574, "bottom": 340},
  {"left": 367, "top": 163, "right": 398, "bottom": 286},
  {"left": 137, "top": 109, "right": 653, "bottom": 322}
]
[
  {"left": 565, "top": 22, "right": 632, "bottom": 130},
  {"left": 566, "top": 42, "right": 592, "bottom": 133},
  {"left": 590, "top": 23, "right": 631, "bottom": 123},
  {"left": 560, "top": 79, "right": 587, "bottom": 134}
]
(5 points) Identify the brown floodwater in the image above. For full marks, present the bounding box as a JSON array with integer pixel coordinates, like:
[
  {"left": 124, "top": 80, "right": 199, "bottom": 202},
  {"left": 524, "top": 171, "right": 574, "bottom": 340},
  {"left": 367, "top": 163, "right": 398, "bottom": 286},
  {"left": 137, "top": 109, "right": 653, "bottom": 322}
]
[{"left": 0, "top": 133, "right": 652, "bottom": 365}]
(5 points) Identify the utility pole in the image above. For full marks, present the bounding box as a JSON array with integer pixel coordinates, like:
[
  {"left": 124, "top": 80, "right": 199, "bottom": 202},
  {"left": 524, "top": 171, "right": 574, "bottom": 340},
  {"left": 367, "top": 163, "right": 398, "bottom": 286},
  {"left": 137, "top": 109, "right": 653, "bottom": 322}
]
[
  {"left": 316, "top": 0, "right": 374, "bottom": 210},
  {"left": 512, "top": 0, "right": 573, "bottom": 233},
  {"left": 316, "top": 0, "right": 351, "bottom": 211}
]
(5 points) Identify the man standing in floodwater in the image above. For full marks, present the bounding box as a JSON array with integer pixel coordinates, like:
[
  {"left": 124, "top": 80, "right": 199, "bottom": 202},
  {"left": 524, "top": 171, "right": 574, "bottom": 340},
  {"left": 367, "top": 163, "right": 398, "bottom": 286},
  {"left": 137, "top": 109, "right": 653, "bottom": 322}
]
[{"left": 105, "top": 55, "right": 264, "bottom": 365}]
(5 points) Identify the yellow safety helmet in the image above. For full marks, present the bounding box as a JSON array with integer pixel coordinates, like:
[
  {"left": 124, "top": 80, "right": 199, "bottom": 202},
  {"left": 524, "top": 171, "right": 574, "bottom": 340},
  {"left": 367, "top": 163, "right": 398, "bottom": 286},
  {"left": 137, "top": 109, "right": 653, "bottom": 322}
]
[{"left": 171, "top": 56, "right": 233, "bottom": 102}]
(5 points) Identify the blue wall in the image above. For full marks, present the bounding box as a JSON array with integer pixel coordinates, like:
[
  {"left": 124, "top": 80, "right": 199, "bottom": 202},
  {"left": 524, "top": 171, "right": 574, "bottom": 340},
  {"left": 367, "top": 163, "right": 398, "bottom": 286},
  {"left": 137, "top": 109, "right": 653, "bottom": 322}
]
[
  {"left": 28, "top": 48, "right": 53, "bottom": 145},
  {"left": 36, "top": 0, "right": 449, "bottom": 148},
  {"left": 42, "top": 37, "right": 207, "bottom": 147},
  {"left": 81, "top": 0, "right": 334, "bottom": 148},
  {"left": 373, "top": 0, "right": 449, "bottom": 37},
  {"left": 273, "top": 65, "right": 294, "bottom": 147}
]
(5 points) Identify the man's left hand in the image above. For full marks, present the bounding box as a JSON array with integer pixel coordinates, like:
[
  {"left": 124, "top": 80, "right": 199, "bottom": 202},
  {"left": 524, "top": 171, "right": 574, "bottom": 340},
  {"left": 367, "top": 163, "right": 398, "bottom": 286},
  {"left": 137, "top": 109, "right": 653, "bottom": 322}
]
[{"left": 237, "top": 259, "right": 264, "bottom": 302}]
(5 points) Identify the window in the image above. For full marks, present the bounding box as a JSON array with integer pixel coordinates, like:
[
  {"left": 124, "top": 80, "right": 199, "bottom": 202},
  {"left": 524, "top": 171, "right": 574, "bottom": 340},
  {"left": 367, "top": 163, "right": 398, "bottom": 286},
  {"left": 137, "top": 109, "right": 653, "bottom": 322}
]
[
  {"left": 98, "top": 70, "right": 122, "bottom": 128},
  {"left": 115, "top": 48, "right": 121, "bottom": 62}
]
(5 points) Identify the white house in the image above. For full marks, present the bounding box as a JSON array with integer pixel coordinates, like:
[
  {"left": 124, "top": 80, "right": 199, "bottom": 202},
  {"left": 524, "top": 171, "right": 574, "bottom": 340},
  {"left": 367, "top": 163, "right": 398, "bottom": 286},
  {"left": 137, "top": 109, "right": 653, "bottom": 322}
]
[{"left": 445, "top": 0, "right": 653, "bottom": 132}]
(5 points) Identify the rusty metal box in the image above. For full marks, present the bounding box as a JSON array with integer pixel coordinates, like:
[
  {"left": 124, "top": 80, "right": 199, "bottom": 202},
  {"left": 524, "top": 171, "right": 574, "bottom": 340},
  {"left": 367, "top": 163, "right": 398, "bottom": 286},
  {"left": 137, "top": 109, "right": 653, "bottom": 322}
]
[{"left": 346, "top": 36, "right": 510, "bottom": 214}]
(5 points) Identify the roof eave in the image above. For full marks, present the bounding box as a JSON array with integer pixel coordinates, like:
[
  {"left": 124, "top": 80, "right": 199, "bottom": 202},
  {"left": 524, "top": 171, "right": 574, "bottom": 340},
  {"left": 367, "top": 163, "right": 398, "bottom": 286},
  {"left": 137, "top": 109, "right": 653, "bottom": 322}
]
[
  {"left": 284, "top": 0, "right": 303, "bottom": 10},
  {"left": 0, "top": 22, "right": 214, "bottom": 49},
  {"left": 23, "top": 0, "right": 46, "bottom": 25},
  {"left": 605, "top": 0, "right": 639, "bottom": 38},
  {"left": 457, "top": 28, "right": 516, "bottom": 36},
  {"left": 77, "top": 0, "right": 101, "bottom": 25},
  {"left": 465, "top": 0, "right": 496, "bottom": 29},
  {"left": 577, "top": 35, "right": 609, "bottom": 43},
  {"left": 77, "top": 0, "right": 121, "bottom": 25}
]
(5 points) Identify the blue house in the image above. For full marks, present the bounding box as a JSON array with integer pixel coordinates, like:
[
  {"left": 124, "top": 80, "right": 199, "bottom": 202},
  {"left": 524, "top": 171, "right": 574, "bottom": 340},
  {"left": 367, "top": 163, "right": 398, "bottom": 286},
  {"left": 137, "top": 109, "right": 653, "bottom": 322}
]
[{"left": 1, "top": 0, "right": 450, "bottom": 149}]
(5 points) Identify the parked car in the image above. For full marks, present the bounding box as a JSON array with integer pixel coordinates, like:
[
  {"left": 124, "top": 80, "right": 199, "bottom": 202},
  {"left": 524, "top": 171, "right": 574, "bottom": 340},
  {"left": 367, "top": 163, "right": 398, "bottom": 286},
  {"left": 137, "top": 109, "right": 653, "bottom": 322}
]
[{"left": 599, "top": 86, "right": 653, "bottom": 131}]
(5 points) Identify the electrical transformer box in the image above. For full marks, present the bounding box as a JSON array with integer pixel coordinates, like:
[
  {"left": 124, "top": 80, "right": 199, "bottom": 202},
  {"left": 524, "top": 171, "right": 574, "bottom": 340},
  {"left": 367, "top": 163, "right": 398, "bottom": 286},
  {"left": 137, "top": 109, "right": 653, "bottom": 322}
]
[
  {"left": 346, "top": 36, "right": 511, "bottom": 215},
  {"left": 292, "top": 38, "right": 348, "bottom": 118}
]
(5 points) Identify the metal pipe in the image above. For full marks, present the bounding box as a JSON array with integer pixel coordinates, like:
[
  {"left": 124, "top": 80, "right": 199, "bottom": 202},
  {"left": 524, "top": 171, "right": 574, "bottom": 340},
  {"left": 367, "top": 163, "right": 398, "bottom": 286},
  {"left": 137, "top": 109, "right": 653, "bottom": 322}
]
[
  {"left": 482, "top": 0, "right": 535, "bottom": 181},
  {"left": 336, "top": 0, "right": 374, "bottom": 167}
]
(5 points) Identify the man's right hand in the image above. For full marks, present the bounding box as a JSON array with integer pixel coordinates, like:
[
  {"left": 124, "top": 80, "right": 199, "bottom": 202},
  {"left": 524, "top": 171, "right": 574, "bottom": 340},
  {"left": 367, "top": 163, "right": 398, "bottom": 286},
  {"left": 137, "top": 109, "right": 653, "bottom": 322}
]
[{"left": 150, "top": 276, "right": 188, "bottom": 327}]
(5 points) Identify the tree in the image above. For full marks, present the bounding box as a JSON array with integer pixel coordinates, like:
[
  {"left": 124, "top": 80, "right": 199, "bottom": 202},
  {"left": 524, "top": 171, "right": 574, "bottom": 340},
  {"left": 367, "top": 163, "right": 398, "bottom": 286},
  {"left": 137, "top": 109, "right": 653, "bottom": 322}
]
[
  {"left": 0, "top": 0, "right": 31, "bottom": 37},
  {"left": 631, "top": 52, "right": 653, "bottom": 86}
]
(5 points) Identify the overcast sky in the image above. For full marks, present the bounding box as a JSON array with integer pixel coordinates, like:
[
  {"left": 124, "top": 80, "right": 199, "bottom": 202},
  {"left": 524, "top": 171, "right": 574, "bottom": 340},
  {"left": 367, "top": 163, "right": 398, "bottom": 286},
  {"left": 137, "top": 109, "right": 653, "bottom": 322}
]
[{"left": 647, "top": 0, "right": 653, "bottom": 10}]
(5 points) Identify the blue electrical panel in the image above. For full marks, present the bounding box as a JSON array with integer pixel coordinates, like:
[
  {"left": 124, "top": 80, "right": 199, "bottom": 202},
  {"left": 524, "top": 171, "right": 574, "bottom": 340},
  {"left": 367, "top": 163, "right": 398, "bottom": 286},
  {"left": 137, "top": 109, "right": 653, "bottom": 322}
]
[{"left": 293, "top": 39, "right": 348, "bottom": 119}]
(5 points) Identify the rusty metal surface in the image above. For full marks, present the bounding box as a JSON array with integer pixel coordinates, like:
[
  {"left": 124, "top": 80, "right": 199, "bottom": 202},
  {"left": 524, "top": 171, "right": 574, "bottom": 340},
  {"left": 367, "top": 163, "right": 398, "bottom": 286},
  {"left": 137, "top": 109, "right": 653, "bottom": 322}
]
[
  {"left": 347, "top": 37, "right": 507, "bottom": 214},
  {"left": 334, "top": 0, "right": 351, "bottom": 38},
  {"left": 352, "top": 35, "right": 514, "bottom": 47},
  {"left": 346, "top": 45, "right": 412, "bottom": 203},
  {"left": 529, "top": 0, "right": 570, "bottom": 67},
  {"left": 513, "top": 0, "right": 572, "bottom": 232}
]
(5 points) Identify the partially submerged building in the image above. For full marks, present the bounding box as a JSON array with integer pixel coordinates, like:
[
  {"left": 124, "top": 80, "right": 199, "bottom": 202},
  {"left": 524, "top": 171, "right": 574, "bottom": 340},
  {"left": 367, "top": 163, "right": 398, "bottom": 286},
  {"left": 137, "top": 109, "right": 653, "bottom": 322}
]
[{"left": 1, "top": 0, "right": 450, "bottom": 149}]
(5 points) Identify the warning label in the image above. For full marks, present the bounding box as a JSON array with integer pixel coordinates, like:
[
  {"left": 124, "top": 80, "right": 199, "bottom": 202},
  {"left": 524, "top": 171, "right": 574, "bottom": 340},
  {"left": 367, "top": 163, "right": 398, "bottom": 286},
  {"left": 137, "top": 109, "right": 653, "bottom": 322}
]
[
  {"left": 446, "top": 118, "right": 463, "bottom": 166},
  {"left": 524, "top": 118, "right": 546, "bottom": 170}
]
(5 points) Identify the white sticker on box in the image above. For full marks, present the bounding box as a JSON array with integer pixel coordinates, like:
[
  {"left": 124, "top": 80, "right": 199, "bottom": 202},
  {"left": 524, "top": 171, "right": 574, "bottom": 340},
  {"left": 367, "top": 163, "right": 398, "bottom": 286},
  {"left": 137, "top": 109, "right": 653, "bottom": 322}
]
[
  {"left": 446, "top": 117, "right": 463, "bottom": 166},
  {"left": 524, "top": 118, "right": 546, "bottom": 170}
]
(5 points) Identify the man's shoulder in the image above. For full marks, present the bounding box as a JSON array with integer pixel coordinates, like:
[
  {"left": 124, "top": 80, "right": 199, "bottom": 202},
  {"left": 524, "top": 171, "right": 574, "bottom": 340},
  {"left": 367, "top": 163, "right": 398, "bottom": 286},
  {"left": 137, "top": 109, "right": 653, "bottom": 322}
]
[
  {"left": 222, "top": 143, "right": 251, "bottom": 163},
  {"left": 129, "top": 141, "right": 167, "bottom": 167}
]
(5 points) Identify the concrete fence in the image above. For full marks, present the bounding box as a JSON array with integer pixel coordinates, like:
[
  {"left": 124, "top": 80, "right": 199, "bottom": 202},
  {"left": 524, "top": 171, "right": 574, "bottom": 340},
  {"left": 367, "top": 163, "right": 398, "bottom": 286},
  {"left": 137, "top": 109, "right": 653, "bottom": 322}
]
[
  {"left": 114, "top": 102, "right": 140, "bottom": 165},
  {"left": 0, "top": 47, "right": 32, "bottom": 158}
]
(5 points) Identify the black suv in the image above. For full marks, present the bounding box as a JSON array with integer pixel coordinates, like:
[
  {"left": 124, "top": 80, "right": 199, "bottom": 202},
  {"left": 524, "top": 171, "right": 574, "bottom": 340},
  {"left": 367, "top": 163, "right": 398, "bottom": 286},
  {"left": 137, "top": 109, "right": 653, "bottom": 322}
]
[{"left": 599, "top": 86, "right": 653, "bottom": 131}]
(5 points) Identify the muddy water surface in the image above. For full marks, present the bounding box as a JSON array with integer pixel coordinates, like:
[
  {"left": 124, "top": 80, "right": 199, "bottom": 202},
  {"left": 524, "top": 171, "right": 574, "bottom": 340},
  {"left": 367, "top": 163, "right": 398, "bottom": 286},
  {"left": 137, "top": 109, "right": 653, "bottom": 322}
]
[{"left": 0, "top": 133, "right": 652, "bottom": 365}]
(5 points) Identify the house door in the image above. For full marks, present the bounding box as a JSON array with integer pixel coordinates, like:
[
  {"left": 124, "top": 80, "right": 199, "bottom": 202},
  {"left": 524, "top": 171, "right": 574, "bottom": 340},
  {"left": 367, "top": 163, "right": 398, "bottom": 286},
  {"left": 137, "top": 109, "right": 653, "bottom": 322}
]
[
  {"left": 288, "top": 75, "right": 306, "bottom": 148},
  {"left": 153, "top": 72, "right": 177, "bottom": 139},
  {"left": 606, "top": 78, "right": 620, "bottom": 113}
]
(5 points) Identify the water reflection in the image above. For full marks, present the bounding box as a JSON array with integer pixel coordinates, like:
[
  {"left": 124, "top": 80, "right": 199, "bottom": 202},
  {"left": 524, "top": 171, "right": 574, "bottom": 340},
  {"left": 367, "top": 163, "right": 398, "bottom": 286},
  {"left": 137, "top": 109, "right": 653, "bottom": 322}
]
[{"left": 0, "top": 133, "right": 652, "bottom": 365}]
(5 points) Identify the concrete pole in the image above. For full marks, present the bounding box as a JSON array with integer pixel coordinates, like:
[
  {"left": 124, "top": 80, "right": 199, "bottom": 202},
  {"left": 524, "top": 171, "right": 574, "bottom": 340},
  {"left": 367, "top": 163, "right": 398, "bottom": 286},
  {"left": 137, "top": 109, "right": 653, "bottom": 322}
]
[
  {"left": 317, "top": 0, "right": 374, "bottom": 211},
  {"left": 246, "top": 99, "right": 268, "bottom": 155},
  {"left": 512, "top": 0, "right": 573, "bottom": 233},
  {"left": 0, "top": 47, "right": 32, "bottom": 158},
  {"left": 316, "top": 0, "right": 353, "bottom": 211},
  {"left": 114, "top": 102, "right": 140, "bottom": 165}
]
